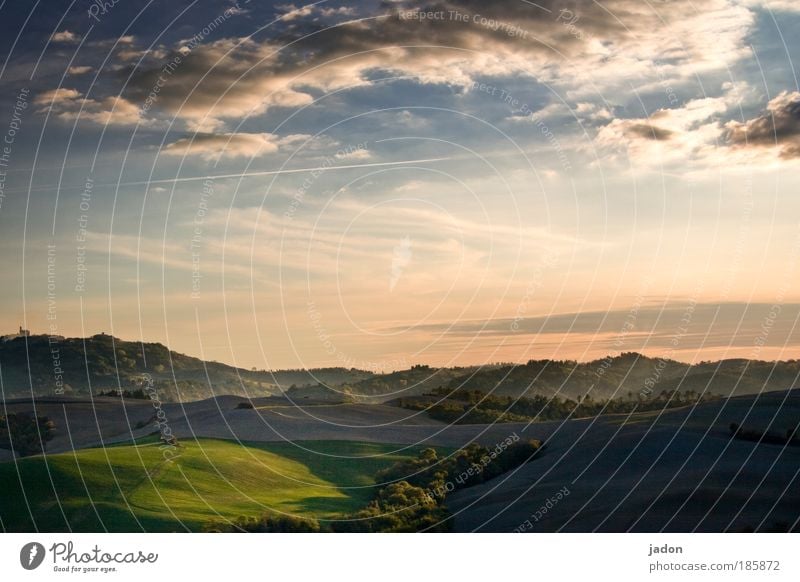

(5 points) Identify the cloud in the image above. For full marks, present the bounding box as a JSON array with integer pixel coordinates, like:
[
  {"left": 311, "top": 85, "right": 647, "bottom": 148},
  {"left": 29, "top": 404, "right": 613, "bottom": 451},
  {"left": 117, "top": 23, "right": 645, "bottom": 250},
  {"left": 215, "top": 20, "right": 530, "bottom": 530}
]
[
  {"left": 161, "top": 132, "right": 311, "bottom": 160},
  {"left": 335, "top": 147, "right": 371, "bottom": 161},
  {"left": 381, "top": 301, "right": 800, "bottom": 355},
  {"left": 87, "top": 35, "right": 137, "bottom": 48},
  {"left": 277, "top": 3, "right": 356, "bottom": 21},
  {"left": 34, "top": 88, "right": 82, "bottom": 105},
  {"left": 110, "top": 0, "right": 756, "bottom": 130},
  {"left": 67, "top": 66, "right": 93, "bottom": 75},
  {"left": 117, "top": 49, "right": 149, "bottom": 62},
  {"left": 595, "top": 82, "right": 760, "bottom": 168},
  {"left": 51, "top": 30, "right": 81, "bottom": 43},
  {"left": 33, "top": 0, "right": 765, "bottom": 155},
  {"left": 594, "top": 84, "right": 800, "bottom": 170},
  {"left": 320, "top": 6, "right": 356, "bottom": 17},
  {"left": 622, "top": 123, "right": 675, "bottom": 141},
  {"left": 123, "top": 37, "right": 315, "bottom": 128},
  {"left": 277, "top": 3, "right": 315, "bottom": 20},
  {"left": 575, "top": 102, "right": 614, "bottom": 122},
  {"left": 69, "top": 97, "right": 145, "bottom": 126},
  {"left": 36, "top": 88, "right": 144, "bottom": 126},
  {"left": 725, "top": 91, "right": 800, "bottom": 159}
]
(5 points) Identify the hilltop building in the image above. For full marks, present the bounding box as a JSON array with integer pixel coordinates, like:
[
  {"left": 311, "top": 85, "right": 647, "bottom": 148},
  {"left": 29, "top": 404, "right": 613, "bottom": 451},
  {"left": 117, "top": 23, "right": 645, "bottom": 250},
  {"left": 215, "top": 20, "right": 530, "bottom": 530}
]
[{"left": 1, "top": 326, "right": 31, "bottom": 342}]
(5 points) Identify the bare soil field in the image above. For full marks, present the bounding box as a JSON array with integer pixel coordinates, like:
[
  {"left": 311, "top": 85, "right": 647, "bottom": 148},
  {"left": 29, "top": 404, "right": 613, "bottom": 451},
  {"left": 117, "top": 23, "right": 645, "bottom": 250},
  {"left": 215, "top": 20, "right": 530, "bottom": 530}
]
[{"left": 448, "top": 390, "right": 800, "bottom": 532}]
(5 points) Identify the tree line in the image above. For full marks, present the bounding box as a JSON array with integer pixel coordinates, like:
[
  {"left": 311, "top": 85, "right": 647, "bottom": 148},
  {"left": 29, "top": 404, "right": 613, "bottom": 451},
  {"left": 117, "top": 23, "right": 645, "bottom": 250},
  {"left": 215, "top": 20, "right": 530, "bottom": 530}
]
[{"left": 395, "top": 388, "right": 720, "bottom": 424}]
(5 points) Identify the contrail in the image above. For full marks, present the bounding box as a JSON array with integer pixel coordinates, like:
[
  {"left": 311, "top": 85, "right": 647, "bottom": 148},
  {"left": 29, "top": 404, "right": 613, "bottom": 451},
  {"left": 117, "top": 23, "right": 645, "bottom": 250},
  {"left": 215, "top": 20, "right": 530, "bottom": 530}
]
[
  {"left": 128, "top": 155, "right": 453, "bottom": 187},
  {"left": 3, "top": 156, "right": 454, "bottom": 194}
]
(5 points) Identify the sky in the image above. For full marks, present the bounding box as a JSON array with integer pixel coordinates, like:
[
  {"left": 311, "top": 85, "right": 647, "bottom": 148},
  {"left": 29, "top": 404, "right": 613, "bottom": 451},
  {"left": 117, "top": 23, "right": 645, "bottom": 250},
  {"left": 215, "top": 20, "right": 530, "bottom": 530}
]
[{"left": 1, "top": 0, "right": 799, "bottom": 371}]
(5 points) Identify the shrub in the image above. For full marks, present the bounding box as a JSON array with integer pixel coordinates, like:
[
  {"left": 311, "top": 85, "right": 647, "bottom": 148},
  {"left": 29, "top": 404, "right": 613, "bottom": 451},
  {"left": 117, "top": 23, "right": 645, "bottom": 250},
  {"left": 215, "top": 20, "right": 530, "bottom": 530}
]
[
  {"left": 332, "top": 481, "right": 450, "bottom": 533},
  {"left": 0, "top": 412, "right": 56, "bottom": 457}
]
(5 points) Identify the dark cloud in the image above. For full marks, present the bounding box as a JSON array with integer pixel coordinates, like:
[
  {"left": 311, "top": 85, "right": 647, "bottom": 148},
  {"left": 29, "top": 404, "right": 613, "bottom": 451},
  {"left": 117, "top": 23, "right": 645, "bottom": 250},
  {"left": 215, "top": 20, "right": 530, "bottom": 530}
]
[
  {"left": 383, "top": 302, "right": 800, "bottom": 353},
  {"left": 623, "top": 123, "right": 674, "bottom": 141},
  {"left": 726, "top": 91, "right": 800, "bottom": 158}
]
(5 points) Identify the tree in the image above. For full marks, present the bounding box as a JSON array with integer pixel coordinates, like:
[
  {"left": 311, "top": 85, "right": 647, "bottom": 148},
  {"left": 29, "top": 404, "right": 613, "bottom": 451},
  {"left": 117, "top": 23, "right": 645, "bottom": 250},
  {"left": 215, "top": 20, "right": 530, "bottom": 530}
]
[
  {"left": 0, "top": 412, "right": 56, "bottom": 457},
  {"left": 230, "top": 514, "right": 320, "bottom": 533}
]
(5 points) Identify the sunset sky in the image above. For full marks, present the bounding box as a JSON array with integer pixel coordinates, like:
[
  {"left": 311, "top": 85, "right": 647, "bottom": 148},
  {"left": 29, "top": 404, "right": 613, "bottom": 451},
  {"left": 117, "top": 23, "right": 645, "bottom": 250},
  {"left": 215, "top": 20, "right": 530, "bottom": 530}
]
[{"left": 1, "top": 0, "right": 799, "bottom": 370}]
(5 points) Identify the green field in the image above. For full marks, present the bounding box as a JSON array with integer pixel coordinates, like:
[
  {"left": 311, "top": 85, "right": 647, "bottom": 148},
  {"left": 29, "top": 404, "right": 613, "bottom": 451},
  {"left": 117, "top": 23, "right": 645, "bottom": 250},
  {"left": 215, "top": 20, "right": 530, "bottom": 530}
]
[{"left": 0, "top": 438, "right": 443, "bottom": 532}]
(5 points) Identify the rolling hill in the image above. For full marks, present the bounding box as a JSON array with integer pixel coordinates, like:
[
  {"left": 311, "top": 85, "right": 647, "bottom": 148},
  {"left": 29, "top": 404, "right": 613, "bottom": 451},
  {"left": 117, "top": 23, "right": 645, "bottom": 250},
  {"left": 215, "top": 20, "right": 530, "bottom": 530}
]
[
  {"left": 0, "top": 436, "right": 444, "bottom": 532},
  {"left": 427, "top": 353, "right": 800, "bottom": 402},
  {"left": 2, "top": 333, "right": 797, "bottom": 405},
  {"left": 286, "top": 353, "right": 800, "bottom": 403},
  {"left": 2, "top": 388, "right": 798, "bottom": 532},
  {"left": 0, "top": 333, "right": 373, "bottom": 402}
]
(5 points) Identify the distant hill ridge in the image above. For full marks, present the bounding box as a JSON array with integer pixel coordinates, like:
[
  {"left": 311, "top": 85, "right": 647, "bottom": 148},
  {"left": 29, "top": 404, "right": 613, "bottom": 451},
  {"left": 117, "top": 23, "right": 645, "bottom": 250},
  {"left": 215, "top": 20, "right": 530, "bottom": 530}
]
[
  {"left": 310, "top": 354, "right": 800, "bottom": 403},
  {"left": 0, "top": 333, "right": 373, "bottom": 402},
  {"left": 1, "top": 333, "right": 797, "bottom": 403}
]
